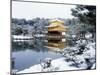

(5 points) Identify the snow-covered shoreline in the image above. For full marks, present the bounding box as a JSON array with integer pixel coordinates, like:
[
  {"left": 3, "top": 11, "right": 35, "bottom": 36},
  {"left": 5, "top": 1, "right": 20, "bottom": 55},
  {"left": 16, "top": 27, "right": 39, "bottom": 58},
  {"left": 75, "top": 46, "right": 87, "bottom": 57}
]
[
  {"left": 15, "top": 41, "right": 96, "bottom": 74},
  {"left": 17, "top": 57, "right": 85, "bottom": 74},
  {"left": 12, "top": 35, "right": 33, "bottom": 39}
]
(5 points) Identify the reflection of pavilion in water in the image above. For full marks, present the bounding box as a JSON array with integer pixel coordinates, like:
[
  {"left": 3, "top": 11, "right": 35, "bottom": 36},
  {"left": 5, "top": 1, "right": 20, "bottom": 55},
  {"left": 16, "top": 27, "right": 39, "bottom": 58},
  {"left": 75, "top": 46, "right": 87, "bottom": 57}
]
[
  {"left": 46, "top": 38, "right": 67, "bottom": 50},
  {"left": 45, "top": 19, "right": 68, "bottom": 51}
]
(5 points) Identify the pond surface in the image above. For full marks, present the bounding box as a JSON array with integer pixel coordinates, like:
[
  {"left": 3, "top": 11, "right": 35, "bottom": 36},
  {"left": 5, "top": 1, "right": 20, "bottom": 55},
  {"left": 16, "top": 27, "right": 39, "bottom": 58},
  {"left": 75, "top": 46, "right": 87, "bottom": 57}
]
[{"left": 12, "top": 39, "right": 67, "bottom": 71}]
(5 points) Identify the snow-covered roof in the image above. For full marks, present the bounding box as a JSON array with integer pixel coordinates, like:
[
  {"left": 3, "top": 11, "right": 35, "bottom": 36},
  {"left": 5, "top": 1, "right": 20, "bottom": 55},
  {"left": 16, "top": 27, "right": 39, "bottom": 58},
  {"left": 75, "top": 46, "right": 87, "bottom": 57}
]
[{"left": 49, "top": 19, "right": 64, "bottom": 24}]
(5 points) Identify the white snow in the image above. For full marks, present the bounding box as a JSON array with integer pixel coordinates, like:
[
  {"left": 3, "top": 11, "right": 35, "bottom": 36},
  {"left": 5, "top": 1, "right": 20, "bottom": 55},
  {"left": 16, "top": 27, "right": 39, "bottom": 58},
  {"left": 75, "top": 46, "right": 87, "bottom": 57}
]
[
  {"left": 34, "top": 34, "right": 45, "bottom": 37},
  {"left": 16, "top": 41, "right": 96, "bottom": 74},
  {"left": 12, "top": 35, "right": 33, "bottom": 42},
  {"left": 85, "top": 33, "right": 92, "bottom": 39},
  {"left": 12, "top": 35, "right": 33, "bottom": 39},
  {"left": 17, "top": 57, "right": 82, "bottom": 74}
]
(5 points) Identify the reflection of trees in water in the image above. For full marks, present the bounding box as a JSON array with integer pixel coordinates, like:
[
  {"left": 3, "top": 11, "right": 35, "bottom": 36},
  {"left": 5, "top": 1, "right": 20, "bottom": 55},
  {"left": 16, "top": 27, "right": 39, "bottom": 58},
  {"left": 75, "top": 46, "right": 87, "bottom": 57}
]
[
  {"left": 12, "top": 40, "right": 34, "bottom": 50},
  {"left": 12, "top": 39, "right": 48, "bottom": 52},
  {"left": 12, "top": 37, "right": 71, "bottom": 52}
]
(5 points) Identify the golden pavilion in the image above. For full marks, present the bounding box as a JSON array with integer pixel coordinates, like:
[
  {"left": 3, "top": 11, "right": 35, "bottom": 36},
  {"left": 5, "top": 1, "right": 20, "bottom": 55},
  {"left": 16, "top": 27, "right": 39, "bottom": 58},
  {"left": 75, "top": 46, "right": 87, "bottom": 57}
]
[
  {"left": 46, "top": 19, "right": 68, "bottom": 38},
  {"left": 44, "top": 19, "right": 68, "bottom": 51}
]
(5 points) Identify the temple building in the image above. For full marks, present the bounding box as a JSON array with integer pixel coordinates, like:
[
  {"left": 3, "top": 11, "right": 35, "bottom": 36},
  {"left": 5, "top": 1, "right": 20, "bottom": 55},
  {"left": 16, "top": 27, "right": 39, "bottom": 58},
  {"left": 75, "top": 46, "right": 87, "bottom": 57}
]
[
  {"left": 45, "top": 19, "right": 68, "bottom": 51},
  {"left": 46, "top": 19, "right": 68, "bottom": 39}
]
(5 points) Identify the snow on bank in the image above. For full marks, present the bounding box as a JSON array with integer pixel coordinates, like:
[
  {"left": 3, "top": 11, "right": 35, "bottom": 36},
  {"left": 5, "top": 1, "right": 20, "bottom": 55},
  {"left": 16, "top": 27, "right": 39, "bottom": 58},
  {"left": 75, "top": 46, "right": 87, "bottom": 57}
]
[
  {"left": 12, "top": 35, "right": 33, "bottom": 42},
  {"left": 16, "top": 42, "right": 96, "bottom": 74},
  {"left": 17, "top": 57, "right": 84, "bottom": 74},
  {"left": 12, "top": 35, "right": 33, "bottom": 39}
]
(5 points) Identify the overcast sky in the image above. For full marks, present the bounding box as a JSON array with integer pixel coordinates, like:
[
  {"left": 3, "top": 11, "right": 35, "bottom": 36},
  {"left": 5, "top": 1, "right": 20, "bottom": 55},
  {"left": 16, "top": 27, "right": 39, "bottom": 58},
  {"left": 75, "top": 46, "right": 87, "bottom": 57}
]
[{"left": 12, "top": 1, "right": 76, "bottom": 19}]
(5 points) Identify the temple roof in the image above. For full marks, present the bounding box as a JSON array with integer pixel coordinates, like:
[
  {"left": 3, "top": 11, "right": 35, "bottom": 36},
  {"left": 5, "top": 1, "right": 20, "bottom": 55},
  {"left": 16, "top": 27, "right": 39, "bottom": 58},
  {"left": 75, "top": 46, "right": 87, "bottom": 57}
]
[
  {"left": 46, "top": 19, "right": 68, "bottom": 32},
  {"left": 49, "top": 19, "right": 64, "bottom": 24}
]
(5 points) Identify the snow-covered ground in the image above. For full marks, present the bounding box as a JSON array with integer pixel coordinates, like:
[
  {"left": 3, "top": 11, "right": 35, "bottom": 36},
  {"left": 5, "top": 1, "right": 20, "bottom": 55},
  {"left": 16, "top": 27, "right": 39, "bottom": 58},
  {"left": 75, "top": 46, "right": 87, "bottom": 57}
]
[
  {"left": 12, "top": 35, "right": 33, "bottom": 42},
  {"left": 15, "top": 40, "right": 96, "bottom": 74},
  {"left": 16, "top": 57, "right": 84, "bottom": 74},
  {"left": 12, "top": 35, "right": 33, "bottom": 39}
]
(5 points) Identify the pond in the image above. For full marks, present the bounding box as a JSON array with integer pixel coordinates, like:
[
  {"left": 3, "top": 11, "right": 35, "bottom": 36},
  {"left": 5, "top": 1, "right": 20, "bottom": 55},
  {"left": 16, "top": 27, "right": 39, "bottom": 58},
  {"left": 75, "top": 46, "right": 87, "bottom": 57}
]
[{"left": 12, "top": 38, "right": 68, "bottom": 71}]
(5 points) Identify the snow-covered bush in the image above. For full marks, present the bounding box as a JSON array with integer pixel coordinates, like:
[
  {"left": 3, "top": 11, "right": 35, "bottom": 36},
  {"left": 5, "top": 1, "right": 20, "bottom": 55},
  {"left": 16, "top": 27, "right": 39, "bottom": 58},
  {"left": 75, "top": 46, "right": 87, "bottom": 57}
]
[{"left": 59, "top": 39, "right": 96, "bottom": 69}]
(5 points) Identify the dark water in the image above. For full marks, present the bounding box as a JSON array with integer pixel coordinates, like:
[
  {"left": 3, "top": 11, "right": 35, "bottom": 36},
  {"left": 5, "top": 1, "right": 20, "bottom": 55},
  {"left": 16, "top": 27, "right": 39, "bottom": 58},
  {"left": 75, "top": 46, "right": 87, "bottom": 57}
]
[{"left": 12, "top": 39, "right": 67, "bottom": 71}]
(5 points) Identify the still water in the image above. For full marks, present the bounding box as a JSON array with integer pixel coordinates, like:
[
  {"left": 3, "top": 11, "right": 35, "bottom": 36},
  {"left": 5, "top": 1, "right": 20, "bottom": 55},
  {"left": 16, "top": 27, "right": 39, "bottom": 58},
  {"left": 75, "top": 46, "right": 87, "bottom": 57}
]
[{"left": 12, "top": 38, "right": 68, "bottom": 71}]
